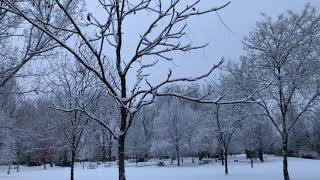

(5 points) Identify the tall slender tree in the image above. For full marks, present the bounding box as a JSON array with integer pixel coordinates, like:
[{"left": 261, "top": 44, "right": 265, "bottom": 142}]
[{"left": 237, "top": 5, "right": 320, "bottom": 180}]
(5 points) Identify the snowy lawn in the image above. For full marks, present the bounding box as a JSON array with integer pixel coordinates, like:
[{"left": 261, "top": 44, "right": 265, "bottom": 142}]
[{"left": 1, "top": 156, "right": 319, "bottom": 180}]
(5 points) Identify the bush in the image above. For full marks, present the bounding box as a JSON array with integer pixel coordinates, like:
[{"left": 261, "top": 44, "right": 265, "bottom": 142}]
[
  {"left": 55, "top": 161, "right": 72, "bottom": 167},
  {"left": 27, "top": 162, "right": 41, "bottom": 166},
  {"left": 299, "top": 147, "right": 319, "bottom": 159}
]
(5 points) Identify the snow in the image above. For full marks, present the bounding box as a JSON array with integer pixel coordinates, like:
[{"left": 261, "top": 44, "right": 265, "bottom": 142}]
[{"left": 1, "top": 156, "right": 319, "bottom": 180}]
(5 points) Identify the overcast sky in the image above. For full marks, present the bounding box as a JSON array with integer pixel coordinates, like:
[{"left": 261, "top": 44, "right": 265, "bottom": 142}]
[
  {"left": 85, "top": 0, "right": 320, "bottom": 87},
  {"left": 19, "top": 0, "right": 320, "bottom": 96},
  {"left": 170, "top": 0, "right": 320, "bottom": 79}
]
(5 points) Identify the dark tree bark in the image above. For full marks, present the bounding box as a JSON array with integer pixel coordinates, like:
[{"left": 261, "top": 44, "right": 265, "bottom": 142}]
[
  {"left": 71, "top": 150, "right": 75, "bottom": 180},
  {"left": 42, "top": 154, "right": 47, "bottom": 170},
  {"left": 249, "top": 145, "right": 254, "bottom": 168},
  {"left": 250, "top": 155, "right": 253, "bottom": 168},
  {"left": 118, "top": 104, "right": 128, "bottom": 180},
  {"left": 118, "top": 134, "right": 126, "bottom": 180},
  {"left": 221, "top": 153, "right": 224, "bottom": 166},
  {"left": 176, "top": 146, "right": 180, "bottom": 166},
  {"left": 258, "top": 149, "right": 264, "bottom": 163},
  {"left": 224, "top": 151, "right": 228, "bottom": 175},
  {"left": 7, "top": 164, "right": 10, "bottom": 174},
  {"left": 282, "top": 134, "right": 290, "bottom": 180}
]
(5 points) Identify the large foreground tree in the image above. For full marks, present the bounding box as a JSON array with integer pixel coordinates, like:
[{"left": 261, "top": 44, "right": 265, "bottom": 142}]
[{"left": 0, "top": 1, "right": 231, "bottom": 179}]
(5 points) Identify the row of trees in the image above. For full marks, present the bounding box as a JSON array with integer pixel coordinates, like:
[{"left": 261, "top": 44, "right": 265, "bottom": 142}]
[
  {"left": 0, "top": 1, "right": 320, "bottom": 180},
  {"left": 1, "top": 62, "right": 320, "bottom": 177}
]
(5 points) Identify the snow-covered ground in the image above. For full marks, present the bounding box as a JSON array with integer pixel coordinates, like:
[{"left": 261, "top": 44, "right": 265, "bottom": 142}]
[{"left": 0, "top": 156, "right": 319, "bottom": 180}]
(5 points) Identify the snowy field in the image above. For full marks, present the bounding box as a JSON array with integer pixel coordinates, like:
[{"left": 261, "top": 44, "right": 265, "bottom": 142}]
[{"left": 1, "top": 156, "right": 319, "bottom": 180}]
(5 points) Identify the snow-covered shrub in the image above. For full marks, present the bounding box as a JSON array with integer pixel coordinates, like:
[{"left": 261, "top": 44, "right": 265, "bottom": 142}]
[{"left": 299, "top": 147, "right": 319, "bottom": 159}]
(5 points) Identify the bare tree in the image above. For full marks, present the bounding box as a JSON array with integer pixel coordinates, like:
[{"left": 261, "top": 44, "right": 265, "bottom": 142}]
[
  {"left": 140, "top": 106, "right": 156, "bottom": 160},
  {"left": 238, "top": 5, "right": 320, "bottom": 180},
  {"left": 0, "top": 1, "right": 233, "bottom": 179},
  {"left": 90, "top": 94, "right": 118, "bottom": 162},
  {"left": 48, "top": 59, "right": 103, "bottom": 180},
  {"left": 214, "top": 104, "right": 242, "bottom": 175}
]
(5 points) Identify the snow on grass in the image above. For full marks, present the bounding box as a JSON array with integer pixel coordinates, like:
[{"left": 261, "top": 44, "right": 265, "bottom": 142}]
[{"left": 0, "top": 156, "right": 319, "bottom": 180}]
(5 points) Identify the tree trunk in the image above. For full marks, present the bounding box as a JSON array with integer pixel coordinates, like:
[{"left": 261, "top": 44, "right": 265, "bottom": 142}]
[
  {"left": 71, "top": 150, "right": 75, "bottom": 180},
  {"left": 176, "top": 146, "right": 180, "bottom": 166},
  {"left": 258, "top": 149, "right": 264, "bottom": 163},
  {"left": 282, "top": 135, "right": 290, "bottom": 180},
  {"left": 118, "top": 134, "right": 126, "bottom": 180},
  {"left": 43, "top": 153, "right": 47, "bottom": 170},
  {"left": 118, "top": 73, "right": 127, "bottom": 180},
  {"left": 108, "top": 134, "right": 113, "bottom": 161},
  {"left": 135, "top": 153, "right": 138, "bottom": 164},
  {"left": 250, "top": 146, "right": 253, "bottom": 168},
  {"left": 7, "top": 164, "right": 10, "bottom": 174},
  {"left": 101, "top": 131, "right": 107, "bottom": 161},
  {"left": 224, "top": 151, "right": 228, "bottom": 175},
  {"left": 221, "top": 151, "right": 224, "bottom": 166}
]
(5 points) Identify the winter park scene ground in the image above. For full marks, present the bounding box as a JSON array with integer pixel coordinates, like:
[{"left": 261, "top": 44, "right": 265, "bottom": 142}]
[
  {"left": 1, "top": 156, "right": 320, "bottom": 180},
  {"left": 1, "top": 0, "right": 320, "bottom": 180}
]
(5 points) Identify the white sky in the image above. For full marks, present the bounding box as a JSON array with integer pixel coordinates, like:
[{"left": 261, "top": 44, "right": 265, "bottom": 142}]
[
  {"left": 169, "top": 0, "right": 320, "bottom": 80},
  {"left": 87, "top": 0, "right": 320, "bottom": 85},
  {"left": 24, "top": 0, "right": 320, "bottom": 92}
]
